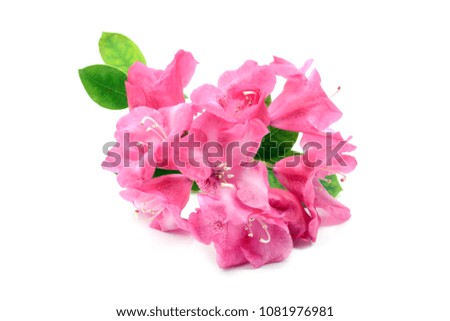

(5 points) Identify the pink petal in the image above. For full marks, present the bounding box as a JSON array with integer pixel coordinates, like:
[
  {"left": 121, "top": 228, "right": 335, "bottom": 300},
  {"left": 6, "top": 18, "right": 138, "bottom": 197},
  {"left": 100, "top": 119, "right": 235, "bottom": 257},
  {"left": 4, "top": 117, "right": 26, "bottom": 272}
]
[
  {"left": 240, "top": 218, "right": 293, "bottom": 268},
  {"left": 218, "top": 60, "right": 276, "bottom": 96},
  {"left": 126, "top": 50, "right": 198, "bottom": 109},
  {"left": 269, "top": 69, "right": 342, "bottom": 133},
  {"left": 273, "top": 155, "right": 320, "bottom": 242},
  {"left": 120, "top": 174, "right": 192, "bottom": 231},
  {"left": 271, "top": 56, "right": 313, "bottom": 78},
  {"left": 102, "top": 145, "right": 155, "bottom": 190},
  {"left": 115, "top": 106, "right": 166, "bottom": 144},
  {"left": 268, "top": 188, "right": 309, "bottom": 241},
  {"left": 192, "top": 60, "right": 275, "bottom": 125},
  {"left": 229, "top": 162, "right": 270, "bottom": 211},
  {"left": 301, "top": 131, "right": 357, "bottom": 175},
  {"left": 175, "top": 129, "right": 212, "bottom": 182},
  {"left": 143, "top": 174, "right": 192, "bottom": 209},
  {"left": 150, "top": 204, "right": 188, "bottom": 231},
  {"left": 215, "top": 239, "right": 248, "bottom": 269},
  {"left": 191, "top": 112, "right": 268, "bottom": 162},
  {"left": 125, "top": 82, "right": 147, "bottom": 109},
  {"left": 158, "top": 103, "right": 194, "bottom": 137},
  {"left": 313, "top": 179, "right": 351, "bottom": 225},
  {"left": 190, "top": 85, "right": 229, "bottom": 120},
  {"left": 273, "top": 155, "right": 317, "bottom": 206}
]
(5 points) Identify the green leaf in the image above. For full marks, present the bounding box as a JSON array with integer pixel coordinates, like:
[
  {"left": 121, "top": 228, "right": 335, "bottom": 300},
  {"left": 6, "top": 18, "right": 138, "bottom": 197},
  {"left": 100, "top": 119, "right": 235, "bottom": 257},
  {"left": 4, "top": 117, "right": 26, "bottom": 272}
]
[
  {"left": 268, "top": 168, "right": 284, "bottom": 189},
  {"left": 99, "top": 32, "right": 146, "bottom": 73},
  {"left": 320, "top": 174, "right": 343, "bottom": 198},
  {"left": 264, "top": 95, "right": 272, "bottom": 107},
  {"left": 152, "top": 168, "right": 201, "bottom": 192},
  {"left": 191, "top": 181, "right": 200, "bottom": 192},
  {"left": 152, "top": 168, "right": 181, "bottom": 178},
  {"left": 255, "top": 126, "right": 299, "bottom": 164},
  {"left": 78, "top": 65, "right": 128, "bottom": 110}
]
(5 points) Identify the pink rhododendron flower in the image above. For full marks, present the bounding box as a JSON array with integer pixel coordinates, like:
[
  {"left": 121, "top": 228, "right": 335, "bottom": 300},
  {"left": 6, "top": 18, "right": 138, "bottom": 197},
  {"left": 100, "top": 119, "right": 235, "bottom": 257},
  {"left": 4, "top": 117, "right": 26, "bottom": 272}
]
[
  {"left": 268, "top": 188, "right": 312, "bottom": 244},
  {"left": 117, "top": 104, "right": 194, "bottom": 168},
  {"left": 191, "top": 60, "right": 276, "bottom": 125},
  {"left": 121, "top": 174, "right": 192, "bottom": 231},
  {"left": 268, "top": 57, "right": 342, "bottom": 134},
  {"left": 102, "top": 103, "right": 194, "bottom": 192},
  {"left": 189, "top": 186, "right": 293, "bottom": 268},
  {"left": 274, "top": 144, "right": 355, "bottom": 235},
  {"left": 272, "top": 154, "right": 321, "bottom": 241},
  {"left": 126, "top": 50, "right": 197, "bottom": 109},
  {"left": 176, "top": 123, "right": 270, "bottom": 210},
  {"left": 177, "top": 112, "right": 267, "bottom": 182}
]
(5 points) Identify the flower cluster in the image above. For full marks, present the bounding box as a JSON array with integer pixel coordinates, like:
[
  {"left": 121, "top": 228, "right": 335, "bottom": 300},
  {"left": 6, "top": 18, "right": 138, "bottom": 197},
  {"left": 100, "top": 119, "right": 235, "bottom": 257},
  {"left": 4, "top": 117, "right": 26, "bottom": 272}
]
[{"left": 80, "top": 34, "right": 356, "bottom": 268}]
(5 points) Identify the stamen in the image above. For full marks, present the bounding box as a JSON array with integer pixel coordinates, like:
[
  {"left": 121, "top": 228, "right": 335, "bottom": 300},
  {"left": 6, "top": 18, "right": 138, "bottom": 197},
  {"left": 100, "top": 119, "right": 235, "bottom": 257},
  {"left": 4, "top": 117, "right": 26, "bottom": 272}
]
[
  {"left": 140, "top": 206, "right": 164, "bottom": 216},
  {"left": 245, "top": 217, "right": 271, "bottom": 243},
  {"left": 140, "top": 116, "right": 168, "bottom": 140},
  {"left": 145, "top": 127, "right": 166, "bottom": 141},
  {"left": 246, "top": 218, "right": 255, "bottom": 237},
  {"left": 256, "top": 218, "right": 271, "bottom": 244},
  {"left": 330, "top": 86, "right": 341, "bottom": 98},
  {"left": 212, "top": 163, "right": 234, "bottom": 184},
  {"left": 137, "top": 199, "right": 165, "bottom": 216},
  {"left": 243, "top": 90, "right": 257, "bottom": 106},
  {"left": 220, "top": 182, "right": 234, "bottom": 188}
]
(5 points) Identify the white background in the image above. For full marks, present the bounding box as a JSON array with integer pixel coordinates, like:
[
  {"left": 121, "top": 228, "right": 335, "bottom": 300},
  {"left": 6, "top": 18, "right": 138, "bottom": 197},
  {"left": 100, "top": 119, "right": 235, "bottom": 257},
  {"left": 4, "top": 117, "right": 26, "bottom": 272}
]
[{"left": 1, "top": 1, "right": 449, "bottom": 320}]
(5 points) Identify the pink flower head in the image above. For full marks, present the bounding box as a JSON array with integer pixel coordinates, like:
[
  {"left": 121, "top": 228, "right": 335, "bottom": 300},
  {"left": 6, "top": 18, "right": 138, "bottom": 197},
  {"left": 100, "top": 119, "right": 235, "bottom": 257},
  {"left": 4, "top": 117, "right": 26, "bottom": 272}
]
[
  {"left": 191, "top": 60, "right": 276, "bottom": 125},
  {"left": 115, "top": 104, "right": 194, "bottom": 169},
  {"left": 268, "top": 188, "right": 312, "bottom": 244},
  {"left": 126, "top": 50, "right": 198, "bottom": 109},
  {"left": 102, "top": 104, "right": 194, "bottom": 190},
  {"left": 179, "top": 110, "right": 268, "bottom": 185},
  {"left": 121, "top": 174, "right": 192, "bottom": 231},
  {"left": 268, "top": 57, "right": 342, "bottom": 134},
  {"left": 176, "top": 124, "right": 270, "bottom": 210},
  {"left": 273, "top": 146, "right": 354, "bottom": 236},
  {"left": 189, "top": 186, "right": 292, "bottom": 268},
  {"left": 272, "top": 154, "right": 320, "bottom": 241}
]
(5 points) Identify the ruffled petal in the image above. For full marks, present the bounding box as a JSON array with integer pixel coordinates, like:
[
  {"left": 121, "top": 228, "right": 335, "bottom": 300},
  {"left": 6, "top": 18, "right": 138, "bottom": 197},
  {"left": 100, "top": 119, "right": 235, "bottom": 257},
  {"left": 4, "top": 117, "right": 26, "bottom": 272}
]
[
  {"left": 240, "top": 218, "right": 293, "bottom": 268},
  {"left": 269, "top": 66, "right": 342, "bottom": 133},
  {"left": 313, "top": 179, "right": 351, "bottom": 225},
  {"left": 126, "top": 50, "right": 197, "bottom": 109},
  {"left": 268, "top": 188, "right": 310, "bottom": 241},
  {"left": 301, "top": 131, "right": 357, "bottom": 175},
  {"left": 120, "top": 174, "right": 192, "bottom": 231}
]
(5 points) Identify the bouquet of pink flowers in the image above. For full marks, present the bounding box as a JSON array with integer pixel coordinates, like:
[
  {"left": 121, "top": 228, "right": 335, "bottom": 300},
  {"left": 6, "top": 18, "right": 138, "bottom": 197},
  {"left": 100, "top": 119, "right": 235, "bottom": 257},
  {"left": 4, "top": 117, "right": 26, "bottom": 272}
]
[{"left": 79, "top": 32, "right": 357, "bottom": 268}]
